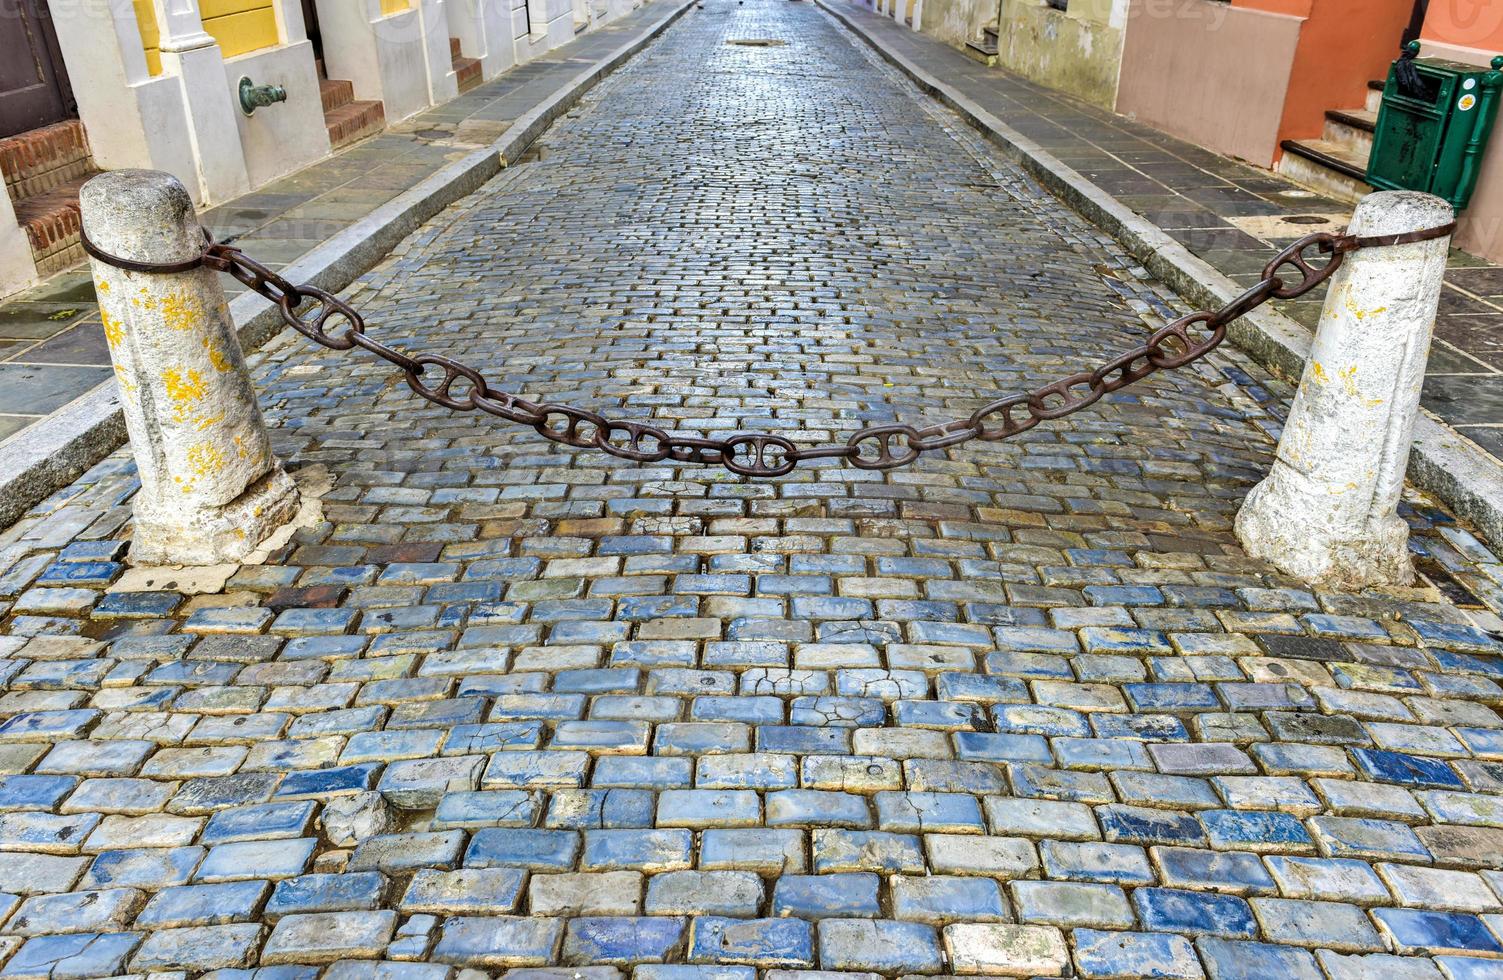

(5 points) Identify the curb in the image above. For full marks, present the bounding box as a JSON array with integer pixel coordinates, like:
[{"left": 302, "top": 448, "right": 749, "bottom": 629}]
[
  {"left": 0, "top": 0, "right": 695, "bottom": 533},
  {"left": 818, "top": 0, "right": 1503, "bottom": 548}
]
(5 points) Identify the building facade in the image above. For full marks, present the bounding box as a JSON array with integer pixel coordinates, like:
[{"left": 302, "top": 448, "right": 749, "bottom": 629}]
[
  {"left": 0, "top": 0, "right": 628, "bottom": 300},
  {"left": 892, "top": 0, "right": 1503, "bottom": 262}
]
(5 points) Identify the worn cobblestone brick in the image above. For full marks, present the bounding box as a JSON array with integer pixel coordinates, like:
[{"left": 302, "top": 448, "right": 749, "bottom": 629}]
[{"left": 3, "top": 2, "right": 1503, "bottom": 976}]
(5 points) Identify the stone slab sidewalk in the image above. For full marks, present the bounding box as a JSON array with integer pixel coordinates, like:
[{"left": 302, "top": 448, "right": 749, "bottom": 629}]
[{"left": 0, "top": 0, "right": 694, "bottom": 531}]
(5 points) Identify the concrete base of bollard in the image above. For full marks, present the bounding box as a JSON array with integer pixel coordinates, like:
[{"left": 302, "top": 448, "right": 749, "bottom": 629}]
[
  {"left": 1235, "top": 478, "right": 1415, "bottom": 590},
  {"left": 130, "top": 464, "right": 301, "bottom": 567}
]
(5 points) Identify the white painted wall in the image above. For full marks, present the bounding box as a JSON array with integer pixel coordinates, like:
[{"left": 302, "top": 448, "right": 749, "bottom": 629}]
[
  {"left": 447, "top": 0, "right": 518, "bottom": 77},
  {"left": 316, "top": 0, "right": 386, "bottom": 102},
  {"left": 51, "top": 0, "right": 237, "bottom": 204},
  {"left": 447, "top": 0, "right": 485, "bottom": 66},
  {"left": 545, "top": 0, "right": 576, "bottom": 46},
  {"left": 514, "top": 0, "right": 573, "bottom": 56},
  {"left": 322, "top": 0, "right": 454, "bottom": 123},
  {"left": 50, "top": 0, "right": 157, "bottom": 173},
  {"left": 0, "top": 192, "right": 37, "bottom": 299},
  {"left": 226, "top": 42, "right": 332, "bottom": 189},
  {"left": 374, "top": 7, "right": 440, "bottom": 119}
]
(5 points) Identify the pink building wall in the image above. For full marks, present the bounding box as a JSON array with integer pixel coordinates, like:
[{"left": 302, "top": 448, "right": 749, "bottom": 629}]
[{"left": 1116, "top": 0, "right": 1410, "bottom": 168}]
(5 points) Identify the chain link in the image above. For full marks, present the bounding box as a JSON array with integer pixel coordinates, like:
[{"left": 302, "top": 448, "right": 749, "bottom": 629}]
[{"left": 79, "top": 221, "right": 1456, "bottom": 477}]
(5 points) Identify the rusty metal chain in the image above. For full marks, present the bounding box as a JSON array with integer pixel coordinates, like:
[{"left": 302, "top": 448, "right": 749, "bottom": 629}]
[{"left": 80, "top": 221, "right": 1456, "bottom": 477}]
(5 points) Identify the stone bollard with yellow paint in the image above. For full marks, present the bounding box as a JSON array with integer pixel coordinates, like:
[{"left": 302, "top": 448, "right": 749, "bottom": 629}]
[
  {"left": 81, "top": 170, "right": 300, "bottom": 566},
  {"left": 1235, "top": 191, "right": 1453, "bottom": 590}
]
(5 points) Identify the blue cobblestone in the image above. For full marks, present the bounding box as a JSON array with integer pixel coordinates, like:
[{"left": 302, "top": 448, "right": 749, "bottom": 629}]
[{"left": 1133, "top": 887, "right": 1257, "bottom": 938}]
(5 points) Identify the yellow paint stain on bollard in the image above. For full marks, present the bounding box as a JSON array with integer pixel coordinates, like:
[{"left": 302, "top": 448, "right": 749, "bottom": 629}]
[
  {"left": 1342, "top": 290, "right": 1389, "bottom": 322},
  {"left": 1340, "top": 365, "right": 1360, "bottom": 398},
  {"left": 159, "top": 289, "right": 199, "bottom": 332},
  {"left": 163, "top": 367, "right": 207, "bottom": 404},
  {"left": 139, "top": 288, "right": 200, "bottom": 331},
  {"left": 187, "top": 441, "right": 227, "bottom": 479},
  {"left": 163, "top": 367, "right": 208, "bottom": 424},
  {"left": 1311, "top": 362, "right": 1328, "bottom": 384},
  {"left": 101, "top": 311, "right": 125, "bottom": 348},
  {"left": 204, "top": 338, "right": 233, "bottom": 373},
  {"left": 113, "top": 364, "right": 137, "bottom": 399}
]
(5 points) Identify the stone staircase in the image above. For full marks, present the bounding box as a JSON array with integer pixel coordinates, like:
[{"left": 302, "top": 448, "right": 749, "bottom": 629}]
[
  {"left": 1276, "top": 82, "right": 1383, "bottom": 203},
  {"left": 964, "top": 24, "right": 998, "bottom": 66},
  {"left": 450, "top": 38, "right": 483, "bottom": 93},
  {"left": 0, "top": 120, "right": 100, "bottom": 277},
  {"left": 319, "top": 67, "right": 386, "bottom": 152}
]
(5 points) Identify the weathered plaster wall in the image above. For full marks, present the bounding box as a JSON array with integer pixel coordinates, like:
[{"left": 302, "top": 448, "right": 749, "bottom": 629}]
[
  {"left": 916, "top": 0, "right": 993, "bottom": 49},
  {"left": 1115, "top": 0, "right": 1300, "bottom": 167},
  {"left": 995, "top": 0, "right": 1127, "bottom": 109}
]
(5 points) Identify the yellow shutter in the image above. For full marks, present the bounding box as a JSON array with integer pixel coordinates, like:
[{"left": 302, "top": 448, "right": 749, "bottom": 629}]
[
  {"left": 201, "top": 0, "right": 281, "bottom": 58},
  {"left": 380, "top": 0, "right": 411, "bottom": 13},
  {"left": 133, "top": 0, "right": 162, "bottom": 76}
]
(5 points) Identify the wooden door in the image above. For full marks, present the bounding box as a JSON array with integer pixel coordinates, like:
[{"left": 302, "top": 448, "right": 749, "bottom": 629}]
[{"left": 0, "top": 0, "right": 74, "bottom": 139}]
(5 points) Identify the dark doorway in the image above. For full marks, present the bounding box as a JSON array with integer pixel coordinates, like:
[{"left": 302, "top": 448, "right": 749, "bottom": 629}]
[
  {"left": 301, "top": 0, "right": 325, "bottom": 64},
  {"left": 0, "top": 0, "right": 75, "bottom": 139}
]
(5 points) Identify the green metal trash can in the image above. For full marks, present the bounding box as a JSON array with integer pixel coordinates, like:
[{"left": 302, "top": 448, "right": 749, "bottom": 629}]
[{"left": 1366, "top": 42, "right": 1503, "bottom": 211}]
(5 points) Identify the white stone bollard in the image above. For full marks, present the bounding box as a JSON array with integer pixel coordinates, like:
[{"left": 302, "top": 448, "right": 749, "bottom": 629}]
[
  {"left": 81, "top": 170, "right": 300, "bottom": 567},
  {"left": 1235, "top": 191, "right": 1453, "bottom": 590}
]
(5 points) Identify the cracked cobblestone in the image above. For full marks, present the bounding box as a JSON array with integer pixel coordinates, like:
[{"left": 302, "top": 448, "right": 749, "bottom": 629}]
[{"left": 3, "top": 0, "right": 1503, "bottom": 976}]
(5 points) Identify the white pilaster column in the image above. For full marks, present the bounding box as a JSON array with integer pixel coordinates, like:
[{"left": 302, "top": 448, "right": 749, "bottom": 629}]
[
  {"left": 0, "top": 190, "right": 38, "bottom": 299},
  {"left": 1235, "top": 191, "right": 1454, "bottom": 589},
  {"left": 420, "top": 0, "right": 462, "bottom": 104},
  {"left": 149, "top": 0, "right": 252, "bottom": 203}
]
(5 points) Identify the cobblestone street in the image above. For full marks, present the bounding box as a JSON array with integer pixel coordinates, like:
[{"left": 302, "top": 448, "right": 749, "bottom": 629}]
[{"left": 6, "top": 1, "right": 1503, "bottom": 977}]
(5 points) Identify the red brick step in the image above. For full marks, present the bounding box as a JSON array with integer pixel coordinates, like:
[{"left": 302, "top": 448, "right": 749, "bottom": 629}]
[
  {"left": 450, "top": 37, "right": 483, "bottom": 94},
  {"left": 0, "top": 120, "right": 100, "bottom": 276},
  {"left": 320, "top": 77, "right": 355, "bottom": 115},
  {"left": 14, "top": 175, "right": 91, "bottom": 276},
  {"left": 325, "top": 99, "right": 387, "bottom": 151}
]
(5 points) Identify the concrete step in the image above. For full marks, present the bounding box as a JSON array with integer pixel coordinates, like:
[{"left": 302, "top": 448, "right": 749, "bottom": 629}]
[
  {"left": 1323, "top": 107, "right": 1376, "bottom": 159},
  {"left": 13, "top": 172, "right": 96, "bottom": 276},
  {"left": 963, "top": 37, "right": 997, "bottom": 65},
  {"left": 1367, "top": 79, "right": 1385, "bottom": 114},
  {"left": 320, "top": 77, "right": 355, "bottom": 115},
  {"left": 1277, "top": 137, "right": 1373, "bottom": 204},
  {"left": 326, "top": 99, "right": 386, "bottom": 151}
]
